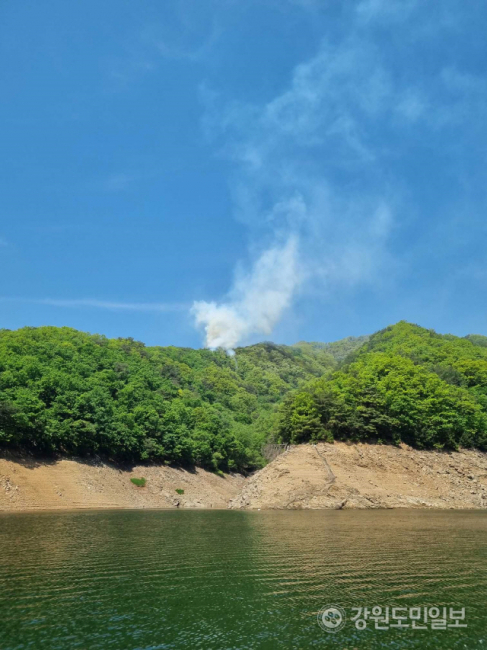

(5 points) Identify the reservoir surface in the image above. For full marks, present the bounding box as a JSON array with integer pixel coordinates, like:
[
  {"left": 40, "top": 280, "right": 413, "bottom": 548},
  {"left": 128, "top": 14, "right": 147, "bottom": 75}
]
[{"left": 1, "top": 509, "right": 486, "bottom": 649}]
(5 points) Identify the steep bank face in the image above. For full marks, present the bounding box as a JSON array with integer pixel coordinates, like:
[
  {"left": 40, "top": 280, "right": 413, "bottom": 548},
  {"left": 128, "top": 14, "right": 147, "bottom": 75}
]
[
  {"left": 229, "top": 442, "right": 487, "bottom": 510},
  {"left": 0, "top": 456, "right": 245, "bottom": 511},
  {"left": 2, "top": 443, "right": 487, "bottom": 512}
]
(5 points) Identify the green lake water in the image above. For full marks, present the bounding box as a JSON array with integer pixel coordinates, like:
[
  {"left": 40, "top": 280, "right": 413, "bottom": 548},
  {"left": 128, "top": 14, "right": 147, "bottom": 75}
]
[{"left": 1, "top": 509, "right": 486, "bottom": 649}]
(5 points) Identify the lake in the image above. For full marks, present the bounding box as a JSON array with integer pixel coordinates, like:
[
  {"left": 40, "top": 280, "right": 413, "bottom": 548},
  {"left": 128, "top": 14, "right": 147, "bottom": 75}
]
[{"left": 1, "top": 509, "right": 486, "bottom": 649}]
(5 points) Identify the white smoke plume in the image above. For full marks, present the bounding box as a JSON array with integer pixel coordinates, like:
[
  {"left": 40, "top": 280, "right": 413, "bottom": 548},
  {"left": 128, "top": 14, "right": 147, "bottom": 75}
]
[
  {"left": 192, "top": 236, "right": 299, "bottom": 350},
  {"left": 192, "top": 1, "right": 473, "bottom": 349}
]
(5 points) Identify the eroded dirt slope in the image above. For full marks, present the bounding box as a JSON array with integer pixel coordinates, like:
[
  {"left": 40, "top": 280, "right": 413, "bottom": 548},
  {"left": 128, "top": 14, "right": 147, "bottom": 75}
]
[
  {"left": 0, "top": 456, "right": 245, "bottom": 511},
  {"left": 3, "top": 443, "right": 487, "bottom": 512},
  {"left": 229, "top": 442, "right": 487, "bottom": 509}
]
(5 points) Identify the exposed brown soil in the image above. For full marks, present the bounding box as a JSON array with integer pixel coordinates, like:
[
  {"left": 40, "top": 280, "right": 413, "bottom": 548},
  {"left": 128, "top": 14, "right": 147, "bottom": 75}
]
[
  {"left": 0, "top": 456, "right": 245, "bottom": 512},
  {"left": 2, "top": 442, "right": 487, "bottom": 512},
  {"left": 229, "top": 442, "right": 487, "bottom": 510}
]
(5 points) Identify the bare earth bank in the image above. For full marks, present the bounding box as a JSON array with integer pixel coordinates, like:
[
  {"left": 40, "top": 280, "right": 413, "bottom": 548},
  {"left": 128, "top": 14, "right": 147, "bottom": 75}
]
[
  {"left": 0, "top": 457, "right": 246, "bottom": 512},
  {"left": 2, "top": 442, "right": 487, "bottom": 512},
  {"left": 229, "top": 442, "right": 487, "bottom": 510}
]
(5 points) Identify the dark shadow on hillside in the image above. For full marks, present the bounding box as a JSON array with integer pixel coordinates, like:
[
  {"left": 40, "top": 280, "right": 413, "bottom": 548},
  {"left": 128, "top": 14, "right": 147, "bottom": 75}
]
[{"left": 0, "top": 449, "right": 202, "bottom": 474}]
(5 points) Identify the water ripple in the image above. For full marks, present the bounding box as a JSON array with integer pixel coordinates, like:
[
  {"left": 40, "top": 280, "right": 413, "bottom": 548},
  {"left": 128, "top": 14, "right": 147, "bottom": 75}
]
[{"left": 0, "top": 509, "right": 486, "bottom": 649}]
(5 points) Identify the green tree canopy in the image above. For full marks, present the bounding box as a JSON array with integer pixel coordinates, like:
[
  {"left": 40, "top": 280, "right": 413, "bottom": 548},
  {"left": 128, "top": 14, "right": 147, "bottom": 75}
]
[
  {"left": 0, "top": 327, "right": 337, "bottom": 470},
  {"left": 278, "top": 322, "right": 487, "bottom": 451}
]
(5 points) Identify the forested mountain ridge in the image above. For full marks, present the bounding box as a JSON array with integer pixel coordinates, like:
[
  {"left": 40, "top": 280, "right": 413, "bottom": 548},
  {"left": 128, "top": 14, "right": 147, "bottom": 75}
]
[
  {"left": 293, "top": 335, "right": 370, "bottom": 361},
  {"left": 0, "top": 327, "right": 338, "bottom": 471},
  {"left": 278, "top": 321, "right": 487, "bottom": 451},
  {"left": 2, "top": 322, "right": 486, "bottom": 471}
]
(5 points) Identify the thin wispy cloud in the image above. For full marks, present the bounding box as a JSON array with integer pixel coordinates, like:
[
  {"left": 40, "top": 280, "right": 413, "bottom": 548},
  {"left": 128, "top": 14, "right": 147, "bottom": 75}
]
[
  {"left": 103, "top": 173, "right": 139, "bottom": 192},
  {"left": 100, "top": 169, "right": 164, "bottom": 193},
  {"left": 0, "top": 298, "right": 187, "bottom": 312},
  {"left": 104, "top": 4, "right": 222, "bottom": 93},
  {"left": 356, "top": 0, "right": 419, "bottom": 23}
]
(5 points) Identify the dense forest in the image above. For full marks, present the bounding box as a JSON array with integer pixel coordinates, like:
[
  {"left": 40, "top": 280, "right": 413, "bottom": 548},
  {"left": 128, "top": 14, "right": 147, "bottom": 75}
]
[
  {"left": 292, "top": 335, "right": 370, "bottom": 361},
  {"left": 2, "top": 322, "right": 487, "bottom": 471},
  {"left": 278, "top": 322, "right": 487, "bottom": 451},
  {"left": 0, "top": 326, "right": 343, "bottom": 471}
]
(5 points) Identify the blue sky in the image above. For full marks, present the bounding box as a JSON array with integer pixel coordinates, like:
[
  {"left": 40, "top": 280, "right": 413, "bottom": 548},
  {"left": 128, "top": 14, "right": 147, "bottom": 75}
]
[{"left": 1, "top": 0, "right": 486, "bottom": 348}]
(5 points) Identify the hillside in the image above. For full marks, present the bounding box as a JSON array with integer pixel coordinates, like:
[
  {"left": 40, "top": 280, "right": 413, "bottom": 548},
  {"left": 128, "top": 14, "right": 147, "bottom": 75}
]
[
  {"left": 0, "top": 327, "right": 337, "bottom": 471},
  {"left": 2, "top": 322, "right": 487, "bottom": 474},
  {"left": 293, "top": 335, "right": 369, "bottom": 361},
  {"left": 278, "top": 322, "right": 487, "bottom": 451}
]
